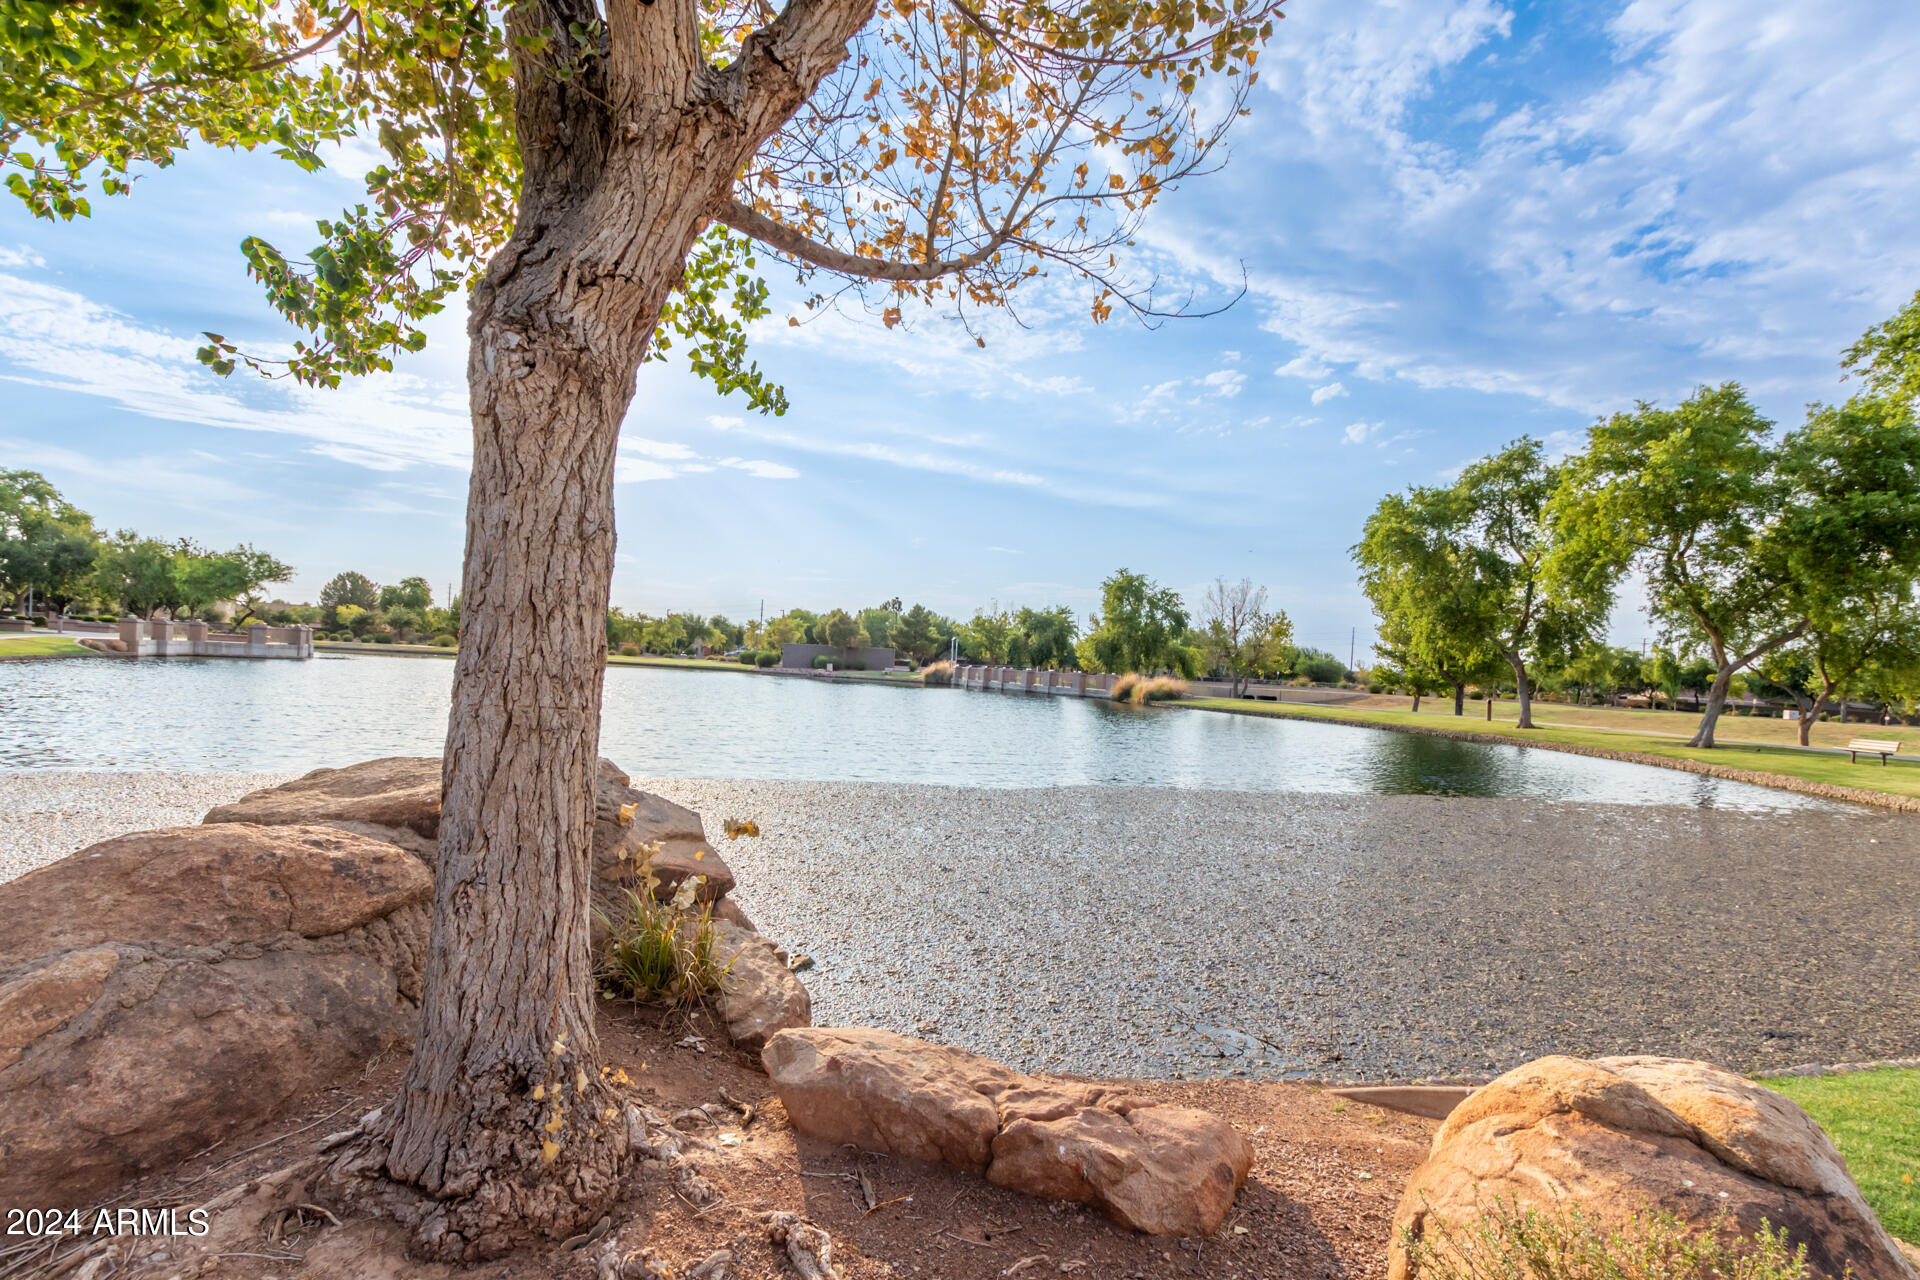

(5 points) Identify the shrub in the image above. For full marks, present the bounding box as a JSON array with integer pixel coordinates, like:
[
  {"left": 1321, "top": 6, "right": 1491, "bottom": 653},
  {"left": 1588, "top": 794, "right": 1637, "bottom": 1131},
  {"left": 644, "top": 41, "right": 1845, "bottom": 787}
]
[
  {"left": 922, "top": 660, "right": 954, "bottom": 687},
  {"left": 842, "top": 659, "right": 867, "bottom": 670},
  {"left": 32, "top": 616, "right": 49, "bottom": 627},
  {"left": 432, "top": 633, "right": 456, "bottom": 647},
  {"left": 372, "top": 633, "right": 394, "bottom": 643},
  {"left": 594, "top": 844, "right": 725, "bottom": 1006},
  {"left": 1397, "top": 1198, "right": 1811, "bottom": 1280},
  {"left": 617, "top": 642, "right": 640, "bottom": 657},
  {"left": 738, "top": 649, "right": 759, "bottom": 665},
  {"left": 1111, "top": 671, "right": 1143, "bottom": 703},
  {"left": 1141, "top": 675, "right": 1187, "bottom": 703},
  {"left": 811, "top": 654, "right": 836, "bottom": 669},
  {"left": 756, "top": 651, "right": 778, "bottom": 667}
]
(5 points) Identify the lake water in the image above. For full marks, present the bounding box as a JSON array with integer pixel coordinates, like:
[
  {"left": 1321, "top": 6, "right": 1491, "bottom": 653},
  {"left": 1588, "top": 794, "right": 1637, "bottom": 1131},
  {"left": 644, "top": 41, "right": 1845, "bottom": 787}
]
[{"left": 0, "top": 654, "right": 1828, "bottom": 808}]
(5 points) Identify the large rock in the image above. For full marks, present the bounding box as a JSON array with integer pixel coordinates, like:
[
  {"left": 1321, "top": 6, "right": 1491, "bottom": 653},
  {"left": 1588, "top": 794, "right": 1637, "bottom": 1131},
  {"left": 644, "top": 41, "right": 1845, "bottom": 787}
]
[
  {"left": 1, "top": 824, "right": 430, "bottom": 963},
  {"left": 1390, "top": 1055, "right": 1918, "bottom": 1280},
  {"left": 0, "top": 825, "right": 431, "bottom": 1206},
  {"left": 764, "top": 1028, "right": 1253, "bottom": 1235},
  {"left": 203, "top": 756, "right": 442, "bottom": 847},
  {"left": 204, "top": 756, "right": 736, "bottom": 904},
  {"left": 713, "top": 921, "right": 811, "bottom": 1051}
]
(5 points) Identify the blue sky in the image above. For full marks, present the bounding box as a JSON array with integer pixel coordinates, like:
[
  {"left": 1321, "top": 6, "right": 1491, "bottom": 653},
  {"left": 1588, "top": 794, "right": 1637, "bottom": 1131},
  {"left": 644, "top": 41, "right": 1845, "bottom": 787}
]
[{"left": 2, "top": 0, "right": 1917, "bottom": 659}]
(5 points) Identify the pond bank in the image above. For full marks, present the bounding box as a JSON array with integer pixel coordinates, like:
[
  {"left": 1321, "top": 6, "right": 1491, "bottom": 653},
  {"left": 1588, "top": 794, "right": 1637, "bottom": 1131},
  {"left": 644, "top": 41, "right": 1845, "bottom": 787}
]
[
  {"left": 1183, "top": 697, "right": 1920, "bottom": 811},
  {"left": 10, "top": 770, "right": 1917, "bottom": 1082}
]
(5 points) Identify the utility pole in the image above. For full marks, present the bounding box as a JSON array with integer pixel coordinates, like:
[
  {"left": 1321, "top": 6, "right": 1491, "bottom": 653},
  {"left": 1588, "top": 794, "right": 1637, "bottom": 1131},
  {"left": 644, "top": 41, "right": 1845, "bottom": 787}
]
[{"left": 1349, "top": 627, "right": 1355, "bottom": 671}]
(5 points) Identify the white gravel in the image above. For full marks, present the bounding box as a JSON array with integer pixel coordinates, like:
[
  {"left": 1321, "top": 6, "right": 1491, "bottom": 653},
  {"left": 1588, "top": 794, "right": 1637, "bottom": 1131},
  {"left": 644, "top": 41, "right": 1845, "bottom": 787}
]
[
  {"left": 8, "top": 770, "right": 1919, "bottom": 1081},
  {"left": 2, "top": 770, "right": 295, "bottom": 883}
]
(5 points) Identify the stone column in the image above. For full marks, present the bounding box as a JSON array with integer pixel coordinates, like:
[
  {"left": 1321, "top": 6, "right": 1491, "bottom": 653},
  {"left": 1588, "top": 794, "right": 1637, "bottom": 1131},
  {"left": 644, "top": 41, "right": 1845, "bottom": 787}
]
[
  {"left": 297, "top": 624, "right": 313, "bottom": 657},
  {"left": 247, "top": 625, "right": 267, "bottom": 655},
  {"left": 1075, "top": 671, "right": 1087, "bottom": 696},
  {"left": 117, "top": 617, "right": 144, "bottom": 654},
  {"left": 184, "top": 619, "right": 209, "bottom": 654},
  {"left": 1023, "top": 668, "right": 1036, "bottom": 692}
]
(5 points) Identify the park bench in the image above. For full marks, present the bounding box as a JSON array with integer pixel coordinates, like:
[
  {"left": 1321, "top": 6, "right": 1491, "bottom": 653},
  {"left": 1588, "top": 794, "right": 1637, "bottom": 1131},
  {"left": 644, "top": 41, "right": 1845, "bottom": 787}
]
[{"left": 1847, "top": 737, "right": 1902, "bottom": 765}]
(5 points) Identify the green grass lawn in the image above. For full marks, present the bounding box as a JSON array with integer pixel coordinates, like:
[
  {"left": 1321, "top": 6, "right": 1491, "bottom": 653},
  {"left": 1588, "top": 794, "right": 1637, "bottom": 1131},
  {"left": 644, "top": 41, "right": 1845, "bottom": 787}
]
[
  {"left": 1182, "top": 697, "right": 1920, "bottom": 803},
  {"left": 1757, "top": 1068, "right": 1920, "bottom": 1244},
  {"left": 1346, "top": 691, "right": 1905, "bottom": 753},
  {"left": 0, "top": 633, "right": 96, "bottom": 658}
]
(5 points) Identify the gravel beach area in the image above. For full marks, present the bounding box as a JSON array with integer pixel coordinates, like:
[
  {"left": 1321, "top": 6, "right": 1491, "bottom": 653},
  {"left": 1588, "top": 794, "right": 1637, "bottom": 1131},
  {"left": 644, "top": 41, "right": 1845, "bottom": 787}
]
[{"left": 8, "top": 770, "right": 1918, "bottom": 1081}]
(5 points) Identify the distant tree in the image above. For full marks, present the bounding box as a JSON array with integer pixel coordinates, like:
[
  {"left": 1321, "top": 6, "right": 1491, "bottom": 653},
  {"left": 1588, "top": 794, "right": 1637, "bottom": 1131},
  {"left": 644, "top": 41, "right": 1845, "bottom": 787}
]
[
  {"left": 964, "top": 608, "right": 1013, "bottom": 662},
  {"left": 859, "top": 605, "right": 900, "bottom": 650},
  {"left": 0, "top": 471, "right": 99, "bottom": 614},
  {"left": 892, "top": 604, "right": 940, "bottom": 664},
  {"left": 765, "top": 613, "right": 808, "bottom": 649},
  {"left": 321, "top": 571, "right": 380, "bottom": 612},
  {"left": 640, "top": 615, "right": 687, "bottom": 654},
  {"left": 1079, "top": 569, "right": 1188, "bottom": 674},
  {"left": 377, "top": 576, "right": 434, "bottom": 612},
  {"left": 90, "top": 531, "right": 179, "bottom": 616},
  {"left": 175, "top": 542, "right": 293, "bottom": 621},
  {"left": 1013, "top": 604, "right": 1079, "bottom": 670},
  {"left": 1199, "top": 578, "right": 1291, "bottom": 696},
  {"left": 707, "top": 615, "right": 744, "bottom": 649},
  {"left": 818, "top": 608, "right": 863, "bottom": 653}
]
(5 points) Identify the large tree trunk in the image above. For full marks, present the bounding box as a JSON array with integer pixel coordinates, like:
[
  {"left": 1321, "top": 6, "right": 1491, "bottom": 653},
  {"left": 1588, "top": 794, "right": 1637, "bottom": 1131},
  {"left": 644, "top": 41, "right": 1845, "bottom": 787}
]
[
  {"left": 1410, "top": 691, "right": 1421, "bottom": 713},
  {"left": 318, "top": 0, "right": 876, "bottom": 1257},
  {"left": 1506, "top": 653, "right": 1534, "bottom": 729},
  {"left": 1687, "top": 666, "right": 1736, "bottom": 748},
  {"left": 1795, "top": 693, "right": 1816, "bottom": 746},
  {"left": 1452, "top": 681, "right": 1465, "bottom": 716}
]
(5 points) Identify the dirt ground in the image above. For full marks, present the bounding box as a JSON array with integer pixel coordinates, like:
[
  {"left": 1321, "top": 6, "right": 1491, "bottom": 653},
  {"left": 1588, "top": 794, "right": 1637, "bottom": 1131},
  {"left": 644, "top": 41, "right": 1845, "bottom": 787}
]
[{"left": 14, "top": 1003, "right": 1437, "bottom": 1280}]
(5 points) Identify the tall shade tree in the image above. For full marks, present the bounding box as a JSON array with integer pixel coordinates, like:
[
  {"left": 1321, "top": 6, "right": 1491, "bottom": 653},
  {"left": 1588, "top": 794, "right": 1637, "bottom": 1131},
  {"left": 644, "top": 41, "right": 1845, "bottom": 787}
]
[
  {"left": 1356, "top": 439, "right": 1609, "bottom": 730},
  {"left": 7, "top": 0, "right": 1281, "bottom": 1252},
  {"left": 1552, "top": 383, "right": 1920, "bottom": 748},
  {"left": 1552, "top": 385, "right": 1793, "bottom": 747}
]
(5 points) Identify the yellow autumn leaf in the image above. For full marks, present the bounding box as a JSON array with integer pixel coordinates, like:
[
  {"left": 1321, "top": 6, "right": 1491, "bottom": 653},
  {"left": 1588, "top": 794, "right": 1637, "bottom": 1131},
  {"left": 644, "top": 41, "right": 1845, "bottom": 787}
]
[{"left": 540, "top": 1140, "right": 560, "bottom": 1165}]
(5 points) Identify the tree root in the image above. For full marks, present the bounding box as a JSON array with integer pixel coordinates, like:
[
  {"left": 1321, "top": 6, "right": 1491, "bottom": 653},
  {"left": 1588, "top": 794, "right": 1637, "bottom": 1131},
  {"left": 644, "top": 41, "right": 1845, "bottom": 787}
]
[
  {"left": 764, "top": 1211, "right": 842, "bottom": 1280},
  {"left": 317, "top": 1099, "right": 657, "bottom": 1263}
]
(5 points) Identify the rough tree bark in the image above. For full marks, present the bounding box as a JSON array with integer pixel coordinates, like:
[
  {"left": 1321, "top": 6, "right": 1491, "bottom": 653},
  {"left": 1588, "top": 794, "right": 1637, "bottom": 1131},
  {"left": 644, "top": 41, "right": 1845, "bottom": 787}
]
[
  {"left": 1451, "top": 681, "right": 1465, "bottom": 716},
  {"left": 323, "top": 0, "right": 879, "bottom": 1258}
]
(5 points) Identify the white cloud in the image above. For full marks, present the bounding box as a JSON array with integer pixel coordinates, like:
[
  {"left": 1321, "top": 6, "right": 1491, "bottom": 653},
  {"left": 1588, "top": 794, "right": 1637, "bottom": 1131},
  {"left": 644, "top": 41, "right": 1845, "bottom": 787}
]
[
  {"left": 1201, "top": 368, "right": 1248, "bottom": 397},
  {"left": 719, "top": 457, "right": 800, "bottom": 479},
  {"left": 1142, "top": 0, "right": 1920, "bottom": 419},
  {"left": 1274, "top": 354, "right": 1333, "bottom": 380},
  {"left": 1343, "top": 420, "right": 1383, "bottom": 445},
  {"left": 1311, "top": 381, "right": 1349, "bottom": 404},
  {"left": 0, "top": 245, "right": 46, "bottom": 269},
  {"left": 624, "top": 437, "right": 700, "bottom": 461}
]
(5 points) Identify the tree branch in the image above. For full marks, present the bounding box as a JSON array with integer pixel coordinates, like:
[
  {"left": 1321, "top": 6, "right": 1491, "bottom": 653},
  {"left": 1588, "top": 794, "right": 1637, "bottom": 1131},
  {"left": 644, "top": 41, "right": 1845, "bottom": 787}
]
[{"left": 712, "top": 198, "right": 1009, "bottom": 281}]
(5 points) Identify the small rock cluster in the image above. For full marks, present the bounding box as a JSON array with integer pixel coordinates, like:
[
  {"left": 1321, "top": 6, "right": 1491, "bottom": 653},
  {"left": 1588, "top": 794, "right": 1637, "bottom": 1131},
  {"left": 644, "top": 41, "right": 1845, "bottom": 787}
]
[
  {"left": 1393, "top": 1053, "right": 1919, "bottom": 1280},
  {"left": 763, "top": 1026, "right": 1254, "bottom": 1237}
]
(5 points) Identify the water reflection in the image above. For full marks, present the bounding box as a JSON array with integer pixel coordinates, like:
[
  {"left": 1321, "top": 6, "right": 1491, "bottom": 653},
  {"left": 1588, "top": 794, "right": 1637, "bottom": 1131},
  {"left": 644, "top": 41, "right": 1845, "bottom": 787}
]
[{"left": 0, "top": 655, "right": 1829, "bottom": 810}]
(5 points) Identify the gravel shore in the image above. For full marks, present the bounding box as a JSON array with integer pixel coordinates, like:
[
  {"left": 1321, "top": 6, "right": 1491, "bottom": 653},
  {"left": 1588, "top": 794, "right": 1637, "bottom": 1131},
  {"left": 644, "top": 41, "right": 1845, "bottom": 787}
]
[{"left": 8, "top": 770, "right": 1918, "bottom": 1081}]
